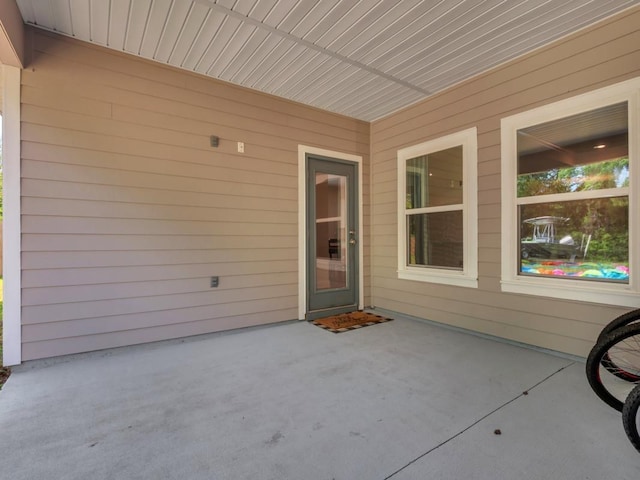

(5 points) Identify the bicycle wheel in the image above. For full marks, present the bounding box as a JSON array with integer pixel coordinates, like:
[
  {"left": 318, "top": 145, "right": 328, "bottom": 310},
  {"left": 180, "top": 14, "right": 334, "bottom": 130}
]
[
  {"left": 597, "top": 308, "right": 640, "bottom": 341},
  {"left": 586, "top": 324, "right": 640, "bottom": 411},
  {"left": 622, "top": 383, "right": 640, "bottom": 453},
  {"left": 598, "top": 308, "right": 640, "bottom": 382}
]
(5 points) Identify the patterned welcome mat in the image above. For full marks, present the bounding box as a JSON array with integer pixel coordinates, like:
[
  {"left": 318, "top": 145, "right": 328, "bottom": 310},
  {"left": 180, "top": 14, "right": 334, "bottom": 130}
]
[{"left": 311, "top": 311, "right": 393, "bottom": 333}]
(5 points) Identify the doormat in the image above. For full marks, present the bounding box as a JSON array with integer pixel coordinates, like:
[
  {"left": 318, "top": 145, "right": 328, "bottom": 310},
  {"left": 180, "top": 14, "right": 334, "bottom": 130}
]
[{"left": 311, "top": 311, "right": 393, "bottom": 333}]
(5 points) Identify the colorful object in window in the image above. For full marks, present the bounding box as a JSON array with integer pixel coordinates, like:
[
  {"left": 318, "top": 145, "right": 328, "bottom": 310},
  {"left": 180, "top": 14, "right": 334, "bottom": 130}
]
[{"left": 521, "top": 261, "right": 629, "bottom": 281}]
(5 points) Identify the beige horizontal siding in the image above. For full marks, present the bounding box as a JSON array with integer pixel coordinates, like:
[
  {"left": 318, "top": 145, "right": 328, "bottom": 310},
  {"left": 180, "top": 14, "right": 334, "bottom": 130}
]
[
  {"left": 22, "top": 261, "right": 298, "bottom": 289},
  {"left": 22, "top": 233, "right": 297, "bottom": 251},
  {"left": 370, "top": 7, "right": 640, "bottom": 358},
  {"left": 21, "top": 309, "right": 296, "bottom": 361},
  {"left": 22, "top": 285, "right": 297, "bottom": 325},
  {"left": 21, "top": 28, "right": 370, "bottom": 360},
  {"left": 22, "top": 272, "right": 297, "bottom": 306}
]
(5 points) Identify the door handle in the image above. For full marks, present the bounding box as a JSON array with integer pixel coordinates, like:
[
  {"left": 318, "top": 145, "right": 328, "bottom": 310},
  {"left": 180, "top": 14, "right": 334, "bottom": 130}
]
[{"left": 349, "top": 230, "right": 357, "bottom": 245}]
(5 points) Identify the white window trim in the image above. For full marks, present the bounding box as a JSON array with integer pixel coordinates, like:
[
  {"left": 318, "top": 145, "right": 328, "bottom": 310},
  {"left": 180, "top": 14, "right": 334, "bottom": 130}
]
[
  {"left": 501, "top": 77, "right": 640, "bottom": 308},
  {"left": 397, "top": 128, "right": 478, "bottom": 288}
]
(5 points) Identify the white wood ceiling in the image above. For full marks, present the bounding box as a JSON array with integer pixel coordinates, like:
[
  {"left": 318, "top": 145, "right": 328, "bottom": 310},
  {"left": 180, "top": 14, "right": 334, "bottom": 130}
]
[{"left": 15, "top": 0, "right": 640, "bottom": 121}]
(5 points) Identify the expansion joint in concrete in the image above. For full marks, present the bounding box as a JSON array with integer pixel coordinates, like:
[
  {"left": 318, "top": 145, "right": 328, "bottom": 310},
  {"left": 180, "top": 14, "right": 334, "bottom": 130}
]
[{"left": 382, "top": 362, "right": 576, "bottom": 480}]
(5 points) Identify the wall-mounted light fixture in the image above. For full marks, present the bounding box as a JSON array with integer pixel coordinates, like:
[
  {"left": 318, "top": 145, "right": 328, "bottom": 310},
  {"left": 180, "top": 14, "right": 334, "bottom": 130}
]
[{"left": 210, "top": 135, "right": 219, "bottom": 147}]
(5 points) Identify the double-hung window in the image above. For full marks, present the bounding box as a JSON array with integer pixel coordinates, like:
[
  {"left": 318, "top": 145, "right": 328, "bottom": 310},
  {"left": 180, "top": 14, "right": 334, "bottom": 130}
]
[
  {"left": 397, "top": 128, "right": 478, "bottom": 288},
  {"left": 501, "top": 78, "right": 640, "bottom": 307}
]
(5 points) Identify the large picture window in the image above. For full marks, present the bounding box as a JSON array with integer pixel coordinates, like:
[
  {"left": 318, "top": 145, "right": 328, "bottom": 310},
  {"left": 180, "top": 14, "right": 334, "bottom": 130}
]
[
  {"left": 398, "top": 128, "right": 478, "bottom": 288},
  {"left": 501, "top": 79, "right": 639, "bottom": 307}
]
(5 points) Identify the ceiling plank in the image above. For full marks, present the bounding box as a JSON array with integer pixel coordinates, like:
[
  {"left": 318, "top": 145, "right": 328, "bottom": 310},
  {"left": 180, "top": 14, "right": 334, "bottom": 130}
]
[
  {"left": 168, "top": 1, "right": 211, "bottom": 65},
  {"left": 154, "top": 0, "right": 193, "bottom": 63},
  {"left": 194, "top": 15, "right": 241, "bottom": 74},
  {"left": 124, "top": 0, "right": 153, "bottom": 55},
  {"left": 14, "top": 0, "right": 640, "bottom": 121},
  {"left": 49, "top": 0, "right": 73, "bottom": 34},
  {"left": 69, "top": 0, "right": 90, "bottom": 40},
  {"left": 138, "top": 0, "right": 173, "bottom": 59},
  {"left": 180, "top": 9, "right": 224, "bottom": 70},
  {"left": 92, "top": 0, "right": 113, "bottom": 46}
]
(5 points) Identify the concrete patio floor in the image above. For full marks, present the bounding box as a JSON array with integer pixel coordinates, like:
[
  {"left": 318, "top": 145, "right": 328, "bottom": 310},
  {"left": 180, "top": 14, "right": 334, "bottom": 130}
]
[{"left": 1, "top": 312, "right": 639, "bottom": 479}]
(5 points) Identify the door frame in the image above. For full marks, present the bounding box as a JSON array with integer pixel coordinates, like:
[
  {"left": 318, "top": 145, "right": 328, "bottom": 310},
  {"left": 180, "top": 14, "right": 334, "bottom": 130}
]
[{"left": 298, "top": 145, "right": 364, "bottom": 320}]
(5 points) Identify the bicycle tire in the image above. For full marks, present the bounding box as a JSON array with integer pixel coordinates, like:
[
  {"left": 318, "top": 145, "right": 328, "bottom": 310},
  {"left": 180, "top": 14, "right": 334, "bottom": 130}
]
[
  {"left": 597, "top": 308, "right": 640, "bottom": 341},
  {"left": 586, "top": 324, "right": 640, "bottom": 411},
  {"left": 596, "top": 308, "right": 640, "bottom": 381},
  {"left": 622, "top": 383, "right": 640, "bottom": 454}
]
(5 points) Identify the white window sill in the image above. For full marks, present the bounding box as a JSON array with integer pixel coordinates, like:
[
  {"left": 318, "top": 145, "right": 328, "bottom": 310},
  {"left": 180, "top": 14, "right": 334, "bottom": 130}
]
[
  {"left": 501, "top": 277, "right": 640, "bottom": 308},
  {"left": 398, "top": 269, "right": 478, "bottom": 288}
]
